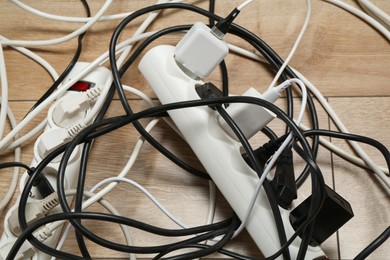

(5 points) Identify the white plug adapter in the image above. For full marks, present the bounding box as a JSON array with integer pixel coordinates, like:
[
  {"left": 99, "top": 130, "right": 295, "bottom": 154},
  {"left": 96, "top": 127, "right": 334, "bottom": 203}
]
[
  {"left": 51, "top": 92, "right": 90, "bottom": 128},
  {"left": 218, "top": 87, "right": 281, "bottom": 141},
  {"left": 37, "top": 128, "right": 70, "bottom": 158},
  {"left": 174, "top": 22, "right": 229, "bottom": 79}
]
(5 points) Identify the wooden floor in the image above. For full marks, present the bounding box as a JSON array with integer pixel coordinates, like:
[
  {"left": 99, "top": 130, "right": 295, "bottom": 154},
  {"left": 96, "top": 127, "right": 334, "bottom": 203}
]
[{"left": 0, "top": 0, "right": 389, "bottom": 259}]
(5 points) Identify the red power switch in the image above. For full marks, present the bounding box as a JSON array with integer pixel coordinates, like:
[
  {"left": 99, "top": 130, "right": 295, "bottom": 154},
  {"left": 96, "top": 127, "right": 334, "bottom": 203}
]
[{"left": 70, "top": 81, "right": 94, "bottom": 91}]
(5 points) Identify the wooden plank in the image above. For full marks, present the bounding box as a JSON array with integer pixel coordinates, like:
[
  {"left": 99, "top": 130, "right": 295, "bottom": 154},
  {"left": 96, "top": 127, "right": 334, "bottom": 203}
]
[{"left": 1, "top": 0, "right": 389, "bottom": 259}]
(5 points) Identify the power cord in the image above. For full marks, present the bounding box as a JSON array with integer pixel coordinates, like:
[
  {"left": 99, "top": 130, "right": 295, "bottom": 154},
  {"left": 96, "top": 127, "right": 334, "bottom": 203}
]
[{"left": 1, "top": 0, "right": 389, "bottom": 259}]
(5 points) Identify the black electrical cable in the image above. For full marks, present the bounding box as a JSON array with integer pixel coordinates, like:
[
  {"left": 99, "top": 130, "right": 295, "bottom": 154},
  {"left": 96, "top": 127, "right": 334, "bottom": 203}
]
[
  {"left": 12, "top": 4, "right": 326, "bottom": 258},
  {"left": 176, "top": 243, "right": 262, "bottom": 259},
  {"left": 15, "top": 96, "right": 323, "bottom": 259},
  {"left": 73, "top": 141, "right": 92, "bottom": 259},
  {"left": 109, "top": 3, "right": 319, "bottom": 188},
  {"left": 296, "top": 219, "right": 315, "bottom": 260},
  {"left": 49, "top": 96, "right": 325, "bottom": 259},
  {"left": 221, "top": 20, "right": 320, "bottom": 188},
  {"left": 9, "top": 211, "right": 235, "bottom": 260},
  {"left": 36, "top": 1, "right": 93, "bottom": 257},
  {"left": 299, "top": 130, "right": 390, "bottom": 258},
  {"left": 154, "top": 216, "right": 240, "bottom": 260},
  {"left": 115, "top": 25, "right": 212, "bottom": 180},
  {"left": 209, "top": 0, "right": 216, "bottom": 25},
  {"left": 24, "top": 0, "right": 91, "bottom": 117},
  {"left": 107, "top": 4, "right": 296, "bottom": 181},
  {"left": 0, "top": 162, "right": 31, "bottom": 172},
  {"left": 207, "top": 0, "right": 230, "bottom": 100},
  {"left": 110, "top": 28, "right": 284, "bottom": 180},
  {"left": 302, "top": 129, "right": 390, "bottom": 170},
  {"left": 353, "top": 226, "right": 390, "bottom": 260},
  {"left": 112, "top": 10, "right": 321, "bottom": 256},
  {"left": 262, "top": 126, "right": 278, "bottom": 141},
  {"left": 216, "top": 105, "right": 291, "bottom": 260}
]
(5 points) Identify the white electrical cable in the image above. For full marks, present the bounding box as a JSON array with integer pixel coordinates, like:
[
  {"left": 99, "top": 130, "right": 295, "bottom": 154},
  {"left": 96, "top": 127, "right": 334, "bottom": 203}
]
[
  {"left": 0, "top": 0, "right": 113, "bottom": 47},
  {"left": 205, "top": 181, "right": 217, "bottom": 225},
  {"left": 0, "top": 36, "right": 59, "bottom": 81},
  {"left": 91, "top": 177, "right": 189, "bottom": 229},
  {"left": 233, "top": 79, "right": 308, "bottom": 237},
  {"left": 41, "top": 118, "right": 160, "bottom": 239},
  {"left": 77, "top": 118, "right": 159, "bottom": 210},
  {"left": 292, "top": 69, "right": 390, "bottom": 189},
  {"left": 10, "top": 0, "right": 133, "bottom": 23},
  {"left": 10, "top": 0, "right": 186, "bottom": 23},
  {"left": 49, "top": 189, "right": 136, "bottom": 260},
  {"left": 268, "top": 0, "right": 311, "bottom": 90},
  {"left": 0, "top": 1, "right": 171, "bottom": 151},
  {"left": 0, "top": 37, "right": 57, "bottom": 151},
  {"left": 357, "top": 0, "right": 390, "bottom": 29},
  {"left": 299, "top": 124, "right": 389, "bottom": 174},
  {"left": 0, "top": 102, "right": 21, "bottom": 211},
  {"left": 81, "top": 0, "right": 170, "bottom": 125},
  {"left": 123, "top": 85, "right": 155, "bottom": 108},
  {"left": 0, "top": 31, "right": 156, "bottom": 150},
  {"left": 0, "top": 44, "right": 9, "bottom": 140},
  {"left": 323, "top": 0, "right": 390, "bottom": 41},
  {"left": 237, "top": 0, "right": 255, "bottom": 11},
  {"left": 6, "top": 119, "right": 48, "bottom": 150},
  {"left": 226, "top": 43, "right": 389, "bottom": 178}
]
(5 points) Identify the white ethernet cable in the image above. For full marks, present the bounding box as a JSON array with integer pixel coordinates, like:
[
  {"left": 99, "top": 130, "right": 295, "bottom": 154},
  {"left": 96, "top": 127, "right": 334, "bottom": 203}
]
[
  {"left": 10, "top": 0, "right": 188, "bottom": 23},
  {"left": 0, "top": 0, "right": 113, "bottom": 47},
  {"left": 358, "top": 0, "right": 390, "bottom": 29},
  {"left": 233, "top": 78, "right": 309, "bottom": 237},
  {"left": 268, "top": 0, "right": 311, "bottom": 90},
  {"left": 323, "top": 0, "right": 390, "bottom": 41}
]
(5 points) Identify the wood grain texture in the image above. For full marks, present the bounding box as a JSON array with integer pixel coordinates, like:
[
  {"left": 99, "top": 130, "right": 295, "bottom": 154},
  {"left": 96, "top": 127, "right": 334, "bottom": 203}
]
[{"left": 0, "top": 0, "right": 389, "bottom": 259}]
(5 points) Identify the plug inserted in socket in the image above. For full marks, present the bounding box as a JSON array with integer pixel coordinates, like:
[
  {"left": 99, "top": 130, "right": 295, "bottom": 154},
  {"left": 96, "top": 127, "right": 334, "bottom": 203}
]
[
  {"left": 218, "top": 87, "right": 277, "bottom": 141},
  {"left": 50, "top": 92, "right": 90, "bottom": 128}
]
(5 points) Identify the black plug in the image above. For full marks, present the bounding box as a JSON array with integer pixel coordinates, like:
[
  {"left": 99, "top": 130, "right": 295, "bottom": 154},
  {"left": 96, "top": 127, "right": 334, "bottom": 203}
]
[
  {"left": 195, "top": 82, "right": 224, "bottom": 110},
  {"left": 271, "top": 148, "right": 297, "bottom": 209},
  {"left": 212, "top": 8, "right": 241, "bottom": 37},
  {"left": 242, "top": 134, "right": 288, "bottom": 170},
  {"left": 290, "top": 184, "right": 354, "bottom": 245},
  {"left": 29, "top": 167, "right": 55, "bottom": 198}
]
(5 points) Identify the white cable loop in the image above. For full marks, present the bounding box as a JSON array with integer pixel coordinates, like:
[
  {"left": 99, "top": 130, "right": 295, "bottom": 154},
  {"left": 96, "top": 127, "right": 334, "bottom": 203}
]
[{"left": 1, "top": 0, "right": 113, "bottom": 46}]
